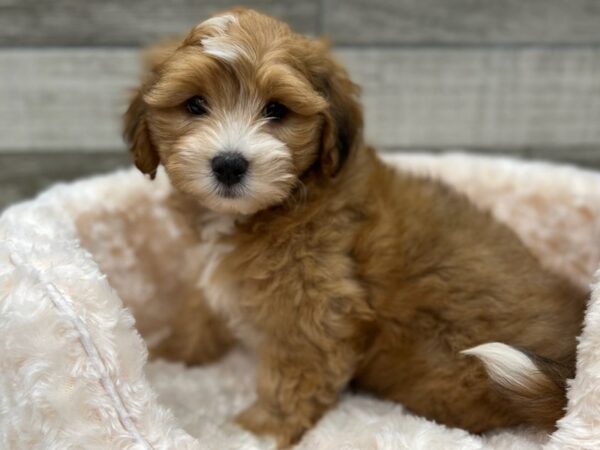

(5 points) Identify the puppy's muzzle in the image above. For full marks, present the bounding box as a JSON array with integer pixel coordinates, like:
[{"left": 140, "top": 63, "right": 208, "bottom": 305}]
[{"left": 211, "top": 152, "right": 249, "bottom": 187}]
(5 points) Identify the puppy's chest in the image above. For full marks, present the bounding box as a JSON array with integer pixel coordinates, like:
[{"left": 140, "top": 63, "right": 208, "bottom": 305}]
[{"left": 195, "top": 213, "right": 260, "bottom": 345}]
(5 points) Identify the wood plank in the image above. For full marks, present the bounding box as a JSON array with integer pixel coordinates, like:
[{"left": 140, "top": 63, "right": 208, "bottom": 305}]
[
  {"left": 337, "top": 47, "right": 600, "bottom": 148},
  {"left": 0, "top": 0, "right": 319, "bottom": 46},
  {"left": 0, "top": 152, "right": 131, "bottom": 211},
  {"left": 0, "top": 49, "right": 137, "bottom": 152},
  {"left": 2, "top": 48, "right": 600, "bottom": 151},
  {"left": 324, "top": 0, "right": 600, "bottom": 45},
  {"left": 527, "top": 146, "right": 600, "bottom": 169},
  {"left": 380, "top": 146, "right": 600, "bottom": 170}
]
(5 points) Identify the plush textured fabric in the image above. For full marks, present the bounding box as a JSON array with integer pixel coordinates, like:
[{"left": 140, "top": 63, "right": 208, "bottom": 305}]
[{"left": 1, "top": 153, "right": 600, "bottom": 450}]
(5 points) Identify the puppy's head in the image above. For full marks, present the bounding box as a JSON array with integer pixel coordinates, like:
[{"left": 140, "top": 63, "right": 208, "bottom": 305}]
[{"left": 124, "top": 8, "right": 362, "bottom": 215}]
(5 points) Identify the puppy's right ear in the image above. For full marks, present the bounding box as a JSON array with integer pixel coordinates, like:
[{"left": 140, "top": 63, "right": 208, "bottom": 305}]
[
  {"left": 124, "top": 89, "right": 159, "bottom": 179},
  {"left": 123, "top": 38, "right": 180, "bottom": 179}
]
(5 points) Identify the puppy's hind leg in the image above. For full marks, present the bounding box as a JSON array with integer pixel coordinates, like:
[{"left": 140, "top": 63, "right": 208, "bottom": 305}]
[{"left": 150, "top": 287, "right": 234, "bottom": 365}]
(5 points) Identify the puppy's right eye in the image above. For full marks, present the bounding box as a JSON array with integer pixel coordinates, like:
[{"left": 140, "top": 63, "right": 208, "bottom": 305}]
[{"left": 185, "top": 96, "right": 208, "bottom": 115}]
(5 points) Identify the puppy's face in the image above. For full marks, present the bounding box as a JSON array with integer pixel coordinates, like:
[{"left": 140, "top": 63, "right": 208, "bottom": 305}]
[{"left": 125, "top": 9, "right": 362, "bottom": 215}]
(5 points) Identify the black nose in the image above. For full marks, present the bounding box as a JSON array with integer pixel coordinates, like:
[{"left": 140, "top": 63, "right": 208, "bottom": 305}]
[{"left": 211, "top": 152, "right": 249, "bottom": 187}]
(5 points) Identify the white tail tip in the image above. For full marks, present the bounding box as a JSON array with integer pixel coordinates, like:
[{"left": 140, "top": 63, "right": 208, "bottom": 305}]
[{"left": 462, "top": 342, "right": 543, "bottom": 390}]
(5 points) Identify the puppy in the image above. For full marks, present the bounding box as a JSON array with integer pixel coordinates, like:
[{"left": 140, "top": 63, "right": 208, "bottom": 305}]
[{"left": 124, "top": 8, "right": 587, "bottom": 448}]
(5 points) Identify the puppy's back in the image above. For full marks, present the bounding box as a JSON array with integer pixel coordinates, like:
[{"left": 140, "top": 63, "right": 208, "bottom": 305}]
[{"left": 352, "top": 158, "right": 586, "bottom": 431}]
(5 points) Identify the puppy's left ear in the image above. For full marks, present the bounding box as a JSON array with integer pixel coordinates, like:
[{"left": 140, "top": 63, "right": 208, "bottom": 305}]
[{"left": 311, "top": 41, "right": 364, "bottom": 177}]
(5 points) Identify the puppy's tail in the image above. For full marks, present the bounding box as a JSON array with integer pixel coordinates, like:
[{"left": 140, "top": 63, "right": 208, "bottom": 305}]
[{"left": 462, "top": 342, "right": 573, "bottom": 429}]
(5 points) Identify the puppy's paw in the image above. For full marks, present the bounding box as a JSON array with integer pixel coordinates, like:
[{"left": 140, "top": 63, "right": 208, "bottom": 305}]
[
  {"left": 148, "top": 323, "right": 233, "bottom": 365},
  {"left": 235, "top": 402, "right": 306, "bottom": 449},
  {"left": 148, "top": 329, "right": 197, "bottom": 363},
  {"left": 148, "top": 336, "right": 178, "bottom": 362}
]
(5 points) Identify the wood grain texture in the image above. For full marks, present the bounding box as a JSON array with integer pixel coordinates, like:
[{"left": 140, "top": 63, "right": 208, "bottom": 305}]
[
  {"left": 0, "top": 49, "right": 138, "bottom": 152},
  {"left": 336, "top": 47, "right": 600, "bottom": 148},
  {"left": 3, "top": 48, "right": 600, "bottom": 151},
  {"left": 0, "top": 0, "right": 319, "bottom": 46},
  {"left": 380, "top": 146, "right": 600, "bottom": 169},
  {"left": 324, "top": 0, "right": 600, "bottom": 45},
  {"left": 0, "top": 152, "right": 131, "bottom": 211},
  {"left": 527, "top": 146, "right": 600, "bottom": 169}
]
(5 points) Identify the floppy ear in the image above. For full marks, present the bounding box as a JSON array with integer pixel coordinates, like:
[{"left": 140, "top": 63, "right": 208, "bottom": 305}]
[
  {"left": 123, "top": 90, "right": 159, "bottom": 178},
  {"left": 312, "top": 43, "right": 363, "bottom": 177},
  {"left": 123, "top": 38, "right": 180, "bottom": 179}
]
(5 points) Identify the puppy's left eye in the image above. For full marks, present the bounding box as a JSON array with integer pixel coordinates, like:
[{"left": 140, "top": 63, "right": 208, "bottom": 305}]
[{"left": 263, "top": 101, "right": 288, "bottom": 120}]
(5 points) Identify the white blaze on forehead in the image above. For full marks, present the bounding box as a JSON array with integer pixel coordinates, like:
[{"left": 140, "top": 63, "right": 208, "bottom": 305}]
[
  {"left": 199, "top": 13, "right": 249, "bottom": 63},
  {"left": 200, "top": 13, "right": 237, "bottom": 32}
]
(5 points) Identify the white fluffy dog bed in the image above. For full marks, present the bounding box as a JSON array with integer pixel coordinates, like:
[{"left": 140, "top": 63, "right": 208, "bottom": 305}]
[{"left": 2, "top": 153, "right": 600, "bottom": 450}]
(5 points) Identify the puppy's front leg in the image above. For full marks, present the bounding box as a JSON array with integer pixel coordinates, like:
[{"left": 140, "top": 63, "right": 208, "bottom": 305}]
[
  {"left": 150, "top": 287, "right": 234, "bottom": 365},
  {"left": 236, "top": 343, "right": 351, "bottom": 448},
  {"left": 236, "top": 295, "right": 375, "bottom": 448}
]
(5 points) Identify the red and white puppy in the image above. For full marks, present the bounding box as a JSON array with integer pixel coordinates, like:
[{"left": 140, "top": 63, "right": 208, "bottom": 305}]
[{"left": 125, "top": 8, "right": 586, "bottom": 448}]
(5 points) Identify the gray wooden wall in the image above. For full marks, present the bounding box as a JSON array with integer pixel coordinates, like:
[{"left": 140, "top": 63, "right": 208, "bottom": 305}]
[{"left": 2, "top": 0, "right": 600, "bottom": 209}]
